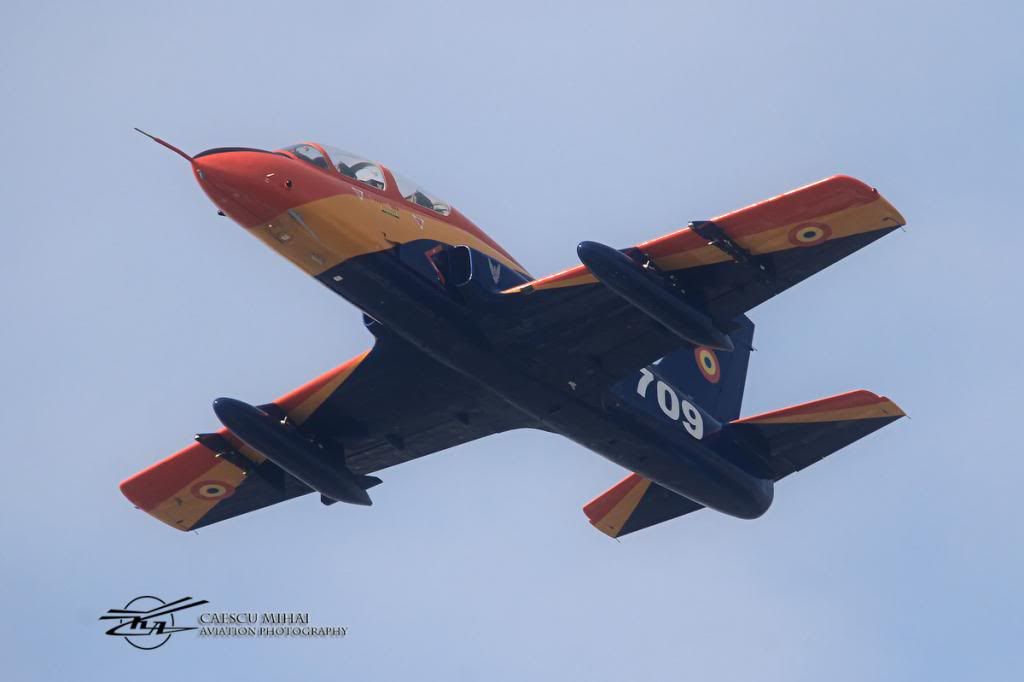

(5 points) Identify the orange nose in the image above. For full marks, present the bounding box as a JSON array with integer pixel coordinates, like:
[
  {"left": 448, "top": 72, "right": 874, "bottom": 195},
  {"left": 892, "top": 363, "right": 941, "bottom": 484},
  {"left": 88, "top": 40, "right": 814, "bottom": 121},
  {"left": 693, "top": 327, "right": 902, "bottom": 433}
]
[{"left": 193, "top": 148, "right": 295, "bottom": 227}]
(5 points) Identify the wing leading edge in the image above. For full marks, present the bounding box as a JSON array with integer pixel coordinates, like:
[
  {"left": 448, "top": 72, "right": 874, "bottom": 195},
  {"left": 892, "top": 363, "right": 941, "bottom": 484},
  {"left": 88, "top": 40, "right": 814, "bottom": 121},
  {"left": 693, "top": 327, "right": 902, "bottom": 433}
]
[
  {"left": 486, "top": 175, "right": 905, "bottom": 391},
  {"left": 121, "top": 336, "right": 532, "bottom": 531}
]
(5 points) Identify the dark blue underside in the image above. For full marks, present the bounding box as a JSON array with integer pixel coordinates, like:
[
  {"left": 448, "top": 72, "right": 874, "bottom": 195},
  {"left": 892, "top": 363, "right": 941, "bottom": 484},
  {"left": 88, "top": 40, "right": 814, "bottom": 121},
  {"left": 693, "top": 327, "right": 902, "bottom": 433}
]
[{"left": 196, "top": 227, "right": 898, "bottom": 528}]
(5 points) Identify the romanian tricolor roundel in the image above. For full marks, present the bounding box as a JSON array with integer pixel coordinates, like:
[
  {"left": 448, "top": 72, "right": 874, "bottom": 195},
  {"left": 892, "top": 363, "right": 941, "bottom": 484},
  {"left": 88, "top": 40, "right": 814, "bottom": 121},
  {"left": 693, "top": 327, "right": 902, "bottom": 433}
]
[
  {"left": 788, "top": 222, "right": 833, "bottom": 247},
  {"left": 694, "top": 347, "right": 721, "bottom": 383},
  {"left": 191, "top": 480, "right": 235, "bottom": 501}
]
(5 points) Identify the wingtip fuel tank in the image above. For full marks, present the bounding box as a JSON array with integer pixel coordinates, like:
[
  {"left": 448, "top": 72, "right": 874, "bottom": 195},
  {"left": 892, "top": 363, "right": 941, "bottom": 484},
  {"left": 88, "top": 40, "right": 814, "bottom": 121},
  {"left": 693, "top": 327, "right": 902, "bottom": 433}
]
[
  {"left": 576, "top": 240, "right": 734, "bottom": 352},
  {"left": 212, "top": 397, "right": 374, "bottom": 506}
]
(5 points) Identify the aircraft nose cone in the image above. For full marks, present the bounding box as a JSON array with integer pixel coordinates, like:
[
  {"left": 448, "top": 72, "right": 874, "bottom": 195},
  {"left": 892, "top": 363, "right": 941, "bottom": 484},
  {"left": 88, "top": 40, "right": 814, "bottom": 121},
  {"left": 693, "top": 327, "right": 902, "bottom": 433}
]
[{"left": 193, "top": 149, "right": 291, "bottom": 227}]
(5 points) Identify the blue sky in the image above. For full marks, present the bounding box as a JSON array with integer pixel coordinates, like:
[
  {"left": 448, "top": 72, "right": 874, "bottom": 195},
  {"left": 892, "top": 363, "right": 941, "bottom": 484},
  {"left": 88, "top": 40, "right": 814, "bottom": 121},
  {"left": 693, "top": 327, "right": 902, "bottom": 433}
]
[{"left": 2, "top": 1, "right": 1022, "bottom": 679}]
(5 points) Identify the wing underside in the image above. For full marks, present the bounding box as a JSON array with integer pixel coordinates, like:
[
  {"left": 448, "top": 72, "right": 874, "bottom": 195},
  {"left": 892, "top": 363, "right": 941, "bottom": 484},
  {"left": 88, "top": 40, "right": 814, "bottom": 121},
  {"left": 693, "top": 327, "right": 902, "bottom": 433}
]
[
  {"left": 486, "top": 175, "right": 905, "bottom": 390},
  {"left": 121, "top": 336, "right": 531, "bottom": 530}
]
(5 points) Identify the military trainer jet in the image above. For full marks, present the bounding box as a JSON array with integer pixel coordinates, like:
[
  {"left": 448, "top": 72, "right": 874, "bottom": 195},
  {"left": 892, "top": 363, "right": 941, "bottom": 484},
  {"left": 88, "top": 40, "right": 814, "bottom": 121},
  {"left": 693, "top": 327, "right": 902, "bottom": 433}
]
[{"left": 121, "top": 133, "right": 906, "bottom": 538}]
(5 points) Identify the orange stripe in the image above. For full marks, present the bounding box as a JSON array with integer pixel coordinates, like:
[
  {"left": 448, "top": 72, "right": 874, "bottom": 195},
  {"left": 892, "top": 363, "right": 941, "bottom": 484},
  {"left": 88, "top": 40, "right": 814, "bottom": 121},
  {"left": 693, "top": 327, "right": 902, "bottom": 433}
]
[
  {"left": 504, "top": 175, "right": 905, "bottom": 293},
  {"left": 201, "top": 149, "right": 529, "bottom": 275},
  {"left": 144, "top": 459, "right": 249, "bottom": 531},
  {"left": 740, "top": 401, "right": 904, "bottom": 424},
  {"left": 734, "top": 390, "right": 905, "bottom": 425},
  {"left": 504, "top": 268, "right": 596, "bottom": 293},
  {"left": 121, "top": 348, "right": 372, "bottom": 520},
  {"left": 711, "top": 174, "right": 888, "bottom": 238},
  {"left": 275, "top": 350, "right": 370, "bottom": 420},
  {"left": 583, "top": 473, "right": 651, "bottom": 538},
  {"left": 254, "top": 193, "right": 528, "bottom": 280},
  {"left": 120, "top": 440, "right": 222, "bottom": 512}
]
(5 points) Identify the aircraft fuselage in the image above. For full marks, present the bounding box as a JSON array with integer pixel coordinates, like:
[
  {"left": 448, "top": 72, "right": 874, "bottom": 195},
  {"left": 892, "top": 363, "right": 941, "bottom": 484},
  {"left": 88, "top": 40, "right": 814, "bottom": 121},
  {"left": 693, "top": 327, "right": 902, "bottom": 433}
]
[{"left": 192, "top": 145, "right": 773, "bottom": 519}]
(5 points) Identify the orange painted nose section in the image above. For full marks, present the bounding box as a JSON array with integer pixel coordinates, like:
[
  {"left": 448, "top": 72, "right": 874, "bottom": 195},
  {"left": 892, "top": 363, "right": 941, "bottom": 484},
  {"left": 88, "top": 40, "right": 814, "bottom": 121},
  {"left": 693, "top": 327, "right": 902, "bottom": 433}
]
[{"left": 193, "top": 149, "right": 298, "bottom": 228}]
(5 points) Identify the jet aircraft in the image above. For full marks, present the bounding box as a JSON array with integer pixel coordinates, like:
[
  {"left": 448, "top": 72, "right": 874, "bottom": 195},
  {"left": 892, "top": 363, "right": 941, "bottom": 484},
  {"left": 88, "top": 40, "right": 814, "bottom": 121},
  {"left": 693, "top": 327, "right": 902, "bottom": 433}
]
[{"left": 121, "top": 133, "right": 906, "bottom": 538}]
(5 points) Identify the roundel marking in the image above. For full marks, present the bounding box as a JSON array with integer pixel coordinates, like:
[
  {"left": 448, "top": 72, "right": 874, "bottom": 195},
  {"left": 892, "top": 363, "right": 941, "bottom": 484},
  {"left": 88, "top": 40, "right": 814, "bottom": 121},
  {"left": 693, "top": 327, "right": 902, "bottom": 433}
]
[
  {"left": 694, "top": 347, "right": 721, "bottom": 384},
  {"left": 788, "top": 222, "right": 833, "bottom": 247},
  {"left": 191, "top": 480, "right": 236, "bottom": 501}
]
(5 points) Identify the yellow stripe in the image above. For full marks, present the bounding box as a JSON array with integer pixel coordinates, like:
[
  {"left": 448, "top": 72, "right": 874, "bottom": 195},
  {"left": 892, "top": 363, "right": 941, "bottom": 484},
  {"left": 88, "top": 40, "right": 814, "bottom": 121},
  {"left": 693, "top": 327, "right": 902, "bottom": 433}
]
[
  {"left": 289, "top": 351, "right": 369, "bottom": 425},
  {"left": 227, "top": 350, "right": 370, "bottom": 467},
  {"left": 147, "top": 459, "right": 248, "bottom": 530},
  {"left": 513, "top": 271, "right": 597, "bottom": 292},
  {"left": 593, "top": 478, "right": 652, "bottom": 538},
  {"left": 733, "top": 196, "right": 903, "bottom": 255},
  {"left": 510, "top": 194, "right": 903, "bottom": 293},
  {"left": 253, "top": 193, "right": 527, "bottom": 278},
  {"left": 153, "top": 351, "right": 370, "bottom": 525}
]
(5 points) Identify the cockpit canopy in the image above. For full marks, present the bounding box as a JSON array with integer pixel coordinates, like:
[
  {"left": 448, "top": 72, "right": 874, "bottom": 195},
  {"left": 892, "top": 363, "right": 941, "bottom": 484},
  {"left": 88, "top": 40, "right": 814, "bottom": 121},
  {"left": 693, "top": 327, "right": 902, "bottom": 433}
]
[
  {"left": 390, "top": 172, "right": 451, "bottom": 216},
  {"left": 283, "top": 143, "right": 451, "bottom": 217}
]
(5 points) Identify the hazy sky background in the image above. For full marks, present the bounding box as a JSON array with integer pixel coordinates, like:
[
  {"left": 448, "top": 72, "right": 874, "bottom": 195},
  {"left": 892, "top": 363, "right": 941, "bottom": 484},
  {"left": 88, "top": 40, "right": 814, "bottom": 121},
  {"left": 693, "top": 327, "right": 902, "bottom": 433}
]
[{"left": 2, "top": 1, "right": 1022, "bottom": 679}]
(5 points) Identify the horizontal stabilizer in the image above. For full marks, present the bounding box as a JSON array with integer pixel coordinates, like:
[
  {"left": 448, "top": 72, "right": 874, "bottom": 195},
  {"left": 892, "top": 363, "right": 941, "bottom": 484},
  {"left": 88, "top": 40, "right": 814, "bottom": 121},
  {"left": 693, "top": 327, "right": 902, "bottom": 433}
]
[
  {"left": 358, "top": 475, "right": 383, "bottom": 489},
  {"left": 583, "top": 473, "right": 704, "bottom": 538},
  {"left": 729, "top": 390, "right": 905, "bottom": 480}
]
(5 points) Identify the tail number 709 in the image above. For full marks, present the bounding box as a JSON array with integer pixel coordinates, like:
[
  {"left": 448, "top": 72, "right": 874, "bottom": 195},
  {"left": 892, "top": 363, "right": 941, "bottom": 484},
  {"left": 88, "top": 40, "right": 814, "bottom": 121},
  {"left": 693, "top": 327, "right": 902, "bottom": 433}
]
[{"left": 636, "top": 368, "right": 704, "bottom": 439}]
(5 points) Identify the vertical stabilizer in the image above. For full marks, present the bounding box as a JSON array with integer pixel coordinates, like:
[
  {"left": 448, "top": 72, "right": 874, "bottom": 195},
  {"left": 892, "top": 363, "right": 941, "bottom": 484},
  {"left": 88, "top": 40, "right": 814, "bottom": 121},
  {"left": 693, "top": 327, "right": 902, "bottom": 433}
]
[{"left": 654, "top": 315, "right": 754, "bottom": 422}]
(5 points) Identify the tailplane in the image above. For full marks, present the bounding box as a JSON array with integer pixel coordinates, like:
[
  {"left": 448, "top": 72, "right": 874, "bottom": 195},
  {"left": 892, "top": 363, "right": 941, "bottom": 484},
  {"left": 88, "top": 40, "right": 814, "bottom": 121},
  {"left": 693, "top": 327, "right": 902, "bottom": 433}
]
[
  {"left": 727, "top": 389, "right": 905, "bottom": 481},
  {"left": 583, "top": 389, "right": 904, "bottom": 538},
  {"left": 583, "top": 474, "right": 703, "bottom": 538}
]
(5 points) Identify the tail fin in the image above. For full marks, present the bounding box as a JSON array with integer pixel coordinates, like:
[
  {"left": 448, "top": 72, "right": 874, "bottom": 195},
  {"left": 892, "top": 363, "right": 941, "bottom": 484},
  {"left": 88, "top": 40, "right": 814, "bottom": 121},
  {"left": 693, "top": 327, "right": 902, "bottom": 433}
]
[
  {"left": 728, "top": 390, "right": 905, "bottom": 481},
  {"left": 655, "top": 314, "right": 754, "bottom": 422}
]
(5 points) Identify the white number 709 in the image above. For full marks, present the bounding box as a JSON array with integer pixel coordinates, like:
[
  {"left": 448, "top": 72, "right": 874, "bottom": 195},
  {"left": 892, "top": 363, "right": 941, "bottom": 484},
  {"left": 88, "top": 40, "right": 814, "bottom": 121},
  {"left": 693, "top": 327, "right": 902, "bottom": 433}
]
[{"left": 636, "top": 368, "right": 704, "bottom": 439}]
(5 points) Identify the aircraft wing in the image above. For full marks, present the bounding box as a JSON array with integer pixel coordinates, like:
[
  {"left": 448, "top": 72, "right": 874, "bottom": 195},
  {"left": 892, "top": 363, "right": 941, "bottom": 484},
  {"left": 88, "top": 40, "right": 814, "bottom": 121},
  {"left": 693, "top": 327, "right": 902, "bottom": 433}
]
[
  {"left": 487, "top": 175, "right": 905, "bottom": 389},
  {"left": 120, "top": 335, "right": 531, "bottom": 531}
]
